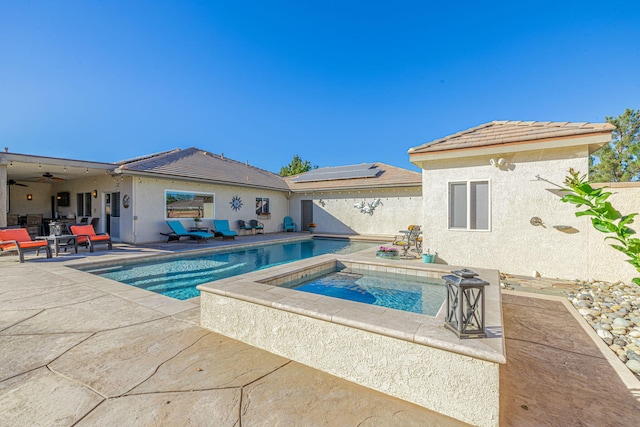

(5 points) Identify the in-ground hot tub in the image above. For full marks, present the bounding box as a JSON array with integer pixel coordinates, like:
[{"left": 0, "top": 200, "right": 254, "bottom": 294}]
[{"left": 198, "top": 253, "right": 505, "bottom": 427}]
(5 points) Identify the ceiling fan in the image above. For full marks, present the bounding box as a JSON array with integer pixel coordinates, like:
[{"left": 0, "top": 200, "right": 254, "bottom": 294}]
[
  {"left": 7, "top": 179, "right": 28, "bottom": 187},
  {"left": 37, "top": 172, "right": 65, "bottom": 182}
]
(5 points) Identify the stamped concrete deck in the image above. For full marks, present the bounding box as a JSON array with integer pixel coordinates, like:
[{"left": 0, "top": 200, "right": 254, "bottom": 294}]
[{"left": 1, "top": 233, "right": 639, "bottom": 425}]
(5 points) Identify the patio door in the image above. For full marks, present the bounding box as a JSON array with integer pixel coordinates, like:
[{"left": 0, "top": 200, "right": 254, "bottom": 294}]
[
  {"left": 301, "top": 200, "right": 313, "bottom": 231},
  {"left": 104, "top": 192, "right": 120, "bottom": 240}
]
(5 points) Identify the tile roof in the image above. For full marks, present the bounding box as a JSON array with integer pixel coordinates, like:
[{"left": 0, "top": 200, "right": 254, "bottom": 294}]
[
  {"left": 409, "top": 120, "right": 615, "bottom": 154},
  {"left": 285, "top": 162, "right": 421, "bottom": 191},
  {"left": 116, "top": 147, "right": 290, "bottom": 191}
]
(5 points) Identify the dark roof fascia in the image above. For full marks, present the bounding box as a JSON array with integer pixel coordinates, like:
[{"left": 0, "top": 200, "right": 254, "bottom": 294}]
[
  {"left": 0, "top": 152, "right": 115, "bottom": 169},
  {"left": 115, "top": 168, "right": 291, "bottom": 192}
]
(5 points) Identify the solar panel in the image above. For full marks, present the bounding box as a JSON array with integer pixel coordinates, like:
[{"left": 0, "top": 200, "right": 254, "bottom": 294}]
[{"left": 292, "top": 163, "right": 380, "bottom": 182}]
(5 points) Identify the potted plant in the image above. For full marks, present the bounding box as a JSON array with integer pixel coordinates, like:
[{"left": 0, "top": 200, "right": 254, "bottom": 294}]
[
  {"left": 376, "top": 246, "right": 400, "bottom": 260},
  {"left": 193, "top": 216, "right": 202, "bottom": 228},
  {"left": 422, "top": 249, "right": 436, "bottom": 263},
  {"left": 308, "top": 222, "right": 317, "bottom": 233}
]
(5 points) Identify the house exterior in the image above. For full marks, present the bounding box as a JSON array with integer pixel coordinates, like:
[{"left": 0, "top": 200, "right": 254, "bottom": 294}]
[
  {"left": 409, "top": 120, "right": 640, "bottom": 283},
  {"left": 0, "top": 147, "right": 421, "bottom": 243},
  {"left": 286, "top": 163, "right": 422, "bottom": 236}
]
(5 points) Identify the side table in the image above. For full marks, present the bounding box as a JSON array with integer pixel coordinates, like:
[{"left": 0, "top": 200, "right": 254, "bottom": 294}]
[{"left": 36, "top": 235, "right": 78, "bottom": 257}]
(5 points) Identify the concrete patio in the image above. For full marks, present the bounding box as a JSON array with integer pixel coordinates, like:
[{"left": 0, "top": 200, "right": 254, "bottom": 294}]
[{"left": 1, "top": 234, "right": 639, "bottom": 425}]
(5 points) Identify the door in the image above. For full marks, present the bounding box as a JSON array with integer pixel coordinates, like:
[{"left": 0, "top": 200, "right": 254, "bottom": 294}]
[
  {"left": 301, "top": 200, "right": 313, "bottom": 231},
  {"left": 104, "top": 192, "right": 120, "bottom": 239}
]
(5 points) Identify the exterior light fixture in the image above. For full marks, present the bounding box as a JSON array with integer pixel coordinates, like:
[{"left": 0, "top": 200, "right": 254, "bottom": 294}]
[
  {"left": 26, "top": 194, "right": 33, "bottom": 201},
  {"left": 489, "top": 158, "right": 506, "bottom": 168},
  {"left": 443, "top": 269, "right": 489, "bottom": 339},
  {"left": 92, "top": 190, "right": 98, "bottom": 198}
]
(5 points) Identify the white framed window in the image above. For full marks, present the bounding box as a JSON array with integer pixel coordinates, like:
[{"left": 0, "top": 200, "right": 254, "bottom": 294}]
[
  {"left": 256, "top": 197, "right": 270, "bottom": 214},
  {"left": 165, "top": 190, "right": 215, "bottom": 219},
  {"left": 448, "top": 180, "right": 490, "bottom": 231}
]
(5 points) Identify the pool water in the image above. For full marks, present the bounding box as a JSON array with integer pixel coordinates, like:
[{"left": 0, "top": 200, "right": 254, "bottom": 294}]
[
  {"left": 286, "top": 271, "right": 446, "bottom": 315},
  {"left": 77, "top": 238, "right": 378, "bottom": 300}
]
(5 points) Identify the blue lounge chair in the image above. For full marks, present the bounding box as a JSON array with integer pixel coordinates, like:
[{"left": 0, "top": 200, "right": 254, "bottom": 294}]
[
  {"left": 213, "top": 220, "right": 238, "bottom": 239},
  {"left": 162, "top": 220, "right": 214, "bottom": 243},
  {"left": 283, "top": 216, "right": 296, "bottom": 232}
]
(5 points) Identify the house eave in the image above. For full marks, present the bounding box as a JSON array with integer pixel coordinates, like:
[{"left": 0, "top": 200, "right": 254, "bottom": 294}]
[
  {"left": 409, "top": 133, "right": 612, "bottom": 167},
  {"left": 116, "top": 169, "right": 290, "bottom": 192}
]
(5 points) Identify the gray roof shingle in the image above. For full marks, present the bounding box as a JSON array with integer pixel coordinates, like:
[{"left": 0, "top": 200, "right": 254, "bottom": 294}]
[{"left": 116, "top": 147, "right": 290, "bottom": 191}]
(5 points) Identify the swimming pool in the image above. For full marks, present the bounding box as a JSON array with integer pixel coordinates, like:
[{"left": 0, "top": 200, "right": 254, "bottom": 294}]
[
  {"left": 281, "top": 270, "right": 446, "bottom": 315},
  {"left": 76, "top": 238, "right": 378, "bottom": 300}
]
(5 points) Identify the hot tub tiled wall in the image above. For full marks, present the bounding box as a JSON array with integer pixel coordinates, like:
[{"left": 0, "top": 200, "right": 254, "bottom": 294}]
[{"left": 199, "top": 253, "right": 505, "bottom": 427}]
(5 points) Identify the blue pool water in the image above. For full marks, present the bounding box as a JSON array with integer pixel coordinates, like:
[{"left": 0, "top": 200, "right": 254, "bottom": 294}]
[
  {"left": 287, "top": 271, "right": 446, "bottom": 315},
  {"left": 77, "top": 239, "right": 378, "bottom": 300}
]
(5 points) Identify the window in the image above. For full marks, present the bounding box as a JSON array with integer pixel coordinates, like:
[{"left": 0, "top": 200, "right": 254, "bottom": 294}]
[
  {"left": 76, "top": 192, "right": 92, "bottom": 217},
  {"left": 256, "top": 197, "right": 270, "bottom": 214},
  {"left": 448, "top": 180, "right": 490, "bottom": 230},
  {"left": 165, "top": 190, "right": 215, "bottom": 219}
]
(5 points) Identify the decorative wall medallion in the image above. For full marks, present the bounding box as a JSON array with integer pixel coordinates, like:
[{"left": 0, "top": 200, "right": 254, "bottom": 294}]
[
  {"left": 122, "top": 194, "right": 131, "bottom": 209},
  {"left": 230, "top": 195, "right": 243, "bottom": 211}
]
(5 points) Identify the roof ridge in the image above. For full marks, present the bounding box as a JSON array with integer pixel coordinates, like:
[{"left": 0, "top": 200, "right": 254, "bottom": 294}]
[
  {"left": 202, "top": 150, "right": 283, "bottom": 178},
  {"left": 116, "top": 148, "right": 181, "bottom": 166}
]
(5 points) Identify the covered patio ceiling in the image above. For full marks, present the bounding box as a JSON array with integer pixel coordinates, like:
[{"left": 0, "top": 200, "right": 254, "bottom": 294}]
[{"left": 0, "top": 152, "right": 115, "bottom": 183}]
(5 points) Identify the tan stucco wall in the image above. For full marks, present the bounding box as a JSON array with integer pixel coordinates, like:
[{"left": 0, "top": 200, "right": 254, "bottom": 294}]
[
  {"left": 200, "top": 291, "right": 500, "bottom": 427},
  {"left": 289, "top": 188, "right": 422, "bottom": 235},
  {"left": 416, "top": 146, "right": 640, "bottom": 283},
  {"left": 126, "top": 177, "right": 290, "bottom": 243}
]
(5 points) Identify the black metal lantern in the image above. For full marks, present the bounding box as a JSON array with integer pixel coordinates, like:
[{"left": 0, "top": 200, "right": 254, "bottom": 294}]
[
  {"left": 443, "top": 269, "right": 489, "bottom": 339},
  {"left": 49, "top": 221, "right": 62, "bottom": 237}
]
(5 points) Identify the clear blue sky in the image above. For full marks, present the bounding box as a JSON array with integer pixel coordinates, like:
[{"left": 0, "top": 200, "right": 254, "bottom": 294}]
[{"left": 1, "top": 1, "right": 639, "bottom": 173}]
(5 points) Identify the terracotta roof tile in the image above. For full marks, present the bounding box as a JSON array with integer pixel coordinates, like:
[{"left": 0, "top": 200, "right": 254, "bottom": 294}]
[{"left": 409, "top": 120, "right": 615, "bottom": 154}]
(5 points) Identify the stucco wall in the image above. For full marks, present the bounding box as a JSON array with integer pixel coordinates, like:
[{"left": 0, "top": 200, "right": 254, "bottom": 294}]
[
  {"left": 418, "top": 147, "right": 640, "bottom": 283},
  {"left": 127, "top": 177, "right": 290, "bottom": 243},
  {"left": 288, "top": 187, "right": 422, "bottom": 235}
]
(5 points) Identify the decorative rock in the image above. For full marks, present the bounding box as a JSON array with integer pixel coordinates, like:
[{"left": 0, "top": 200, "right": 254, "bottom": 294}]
[
  {"left": 597, "top": 329, "right": 614, "bottom": 346},
  {"left": 568, "top": 278, "right": 640, "bottom": 379},
  {"left": 626, "top": 359, "right": 640, "bottom": 374},
  {"left": 627, "top": 350, "right": 640, "bottom": 362}
]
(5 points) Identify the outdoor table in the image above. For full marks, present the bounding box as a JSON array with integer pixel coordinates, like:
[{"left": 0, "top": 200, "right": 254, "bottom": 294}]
[{"left": 36, "top": 234, "right": 78, "bottom": 257}]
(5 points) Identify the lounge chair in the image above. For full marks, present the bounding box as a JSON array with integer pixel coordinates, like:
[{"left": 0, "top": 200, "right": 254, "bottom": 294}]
[
  {"left": 249, "top": 219, "right": 264, "bottom": 234},
  {"left": 283, "top": 216, "right": 296, "bottom": 232},
  {"left": 70, "top": 224, "right": 113, "bottom": 252},
  {"left": 237, "top": 220, "right": 254, "bottom": 235},
  {"left": 0, "top": 228, "right": 52, "bottom": 262},
  {"left": 213, "top": 220, "right": 238, "bottom": 239},
  {"left": 161, "top": 220, "right": 214, "bottom": 243}
]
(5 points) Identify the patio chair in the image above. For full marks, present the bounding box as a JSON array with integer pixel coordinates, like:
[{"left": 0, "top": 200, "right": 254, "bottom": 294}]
[
  {"left": 161, "top": 220, "right": 214, "bottom": 243},
  {"left": 237, "top": 220, "right": 254, "bottom": 235},
  {"left": 7, "top": 214, "right": 19, "bottom": 227},
  {"left": 25, "top": 214, "right": 43, "bottom": 237},
  {"left": 90, "top": 217, "right": 99, "bottom": 230},
  {"left": 249, "top": 219, "right": 264, "bottom": 234},
  {"left": 283, "top": 216, "right": 296, "bottom": 232},
  {"left": 392, "top": 225, "right": 422, "bottom": 258},
  {"left": 69, "top": 224, "right": 113, "bottom": 252},
  {"left": 0, "top": 228, "right": 52, "bottom": 262},
  {"left": 213, "top": 219, "right": 238, "bottom": 239}
]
